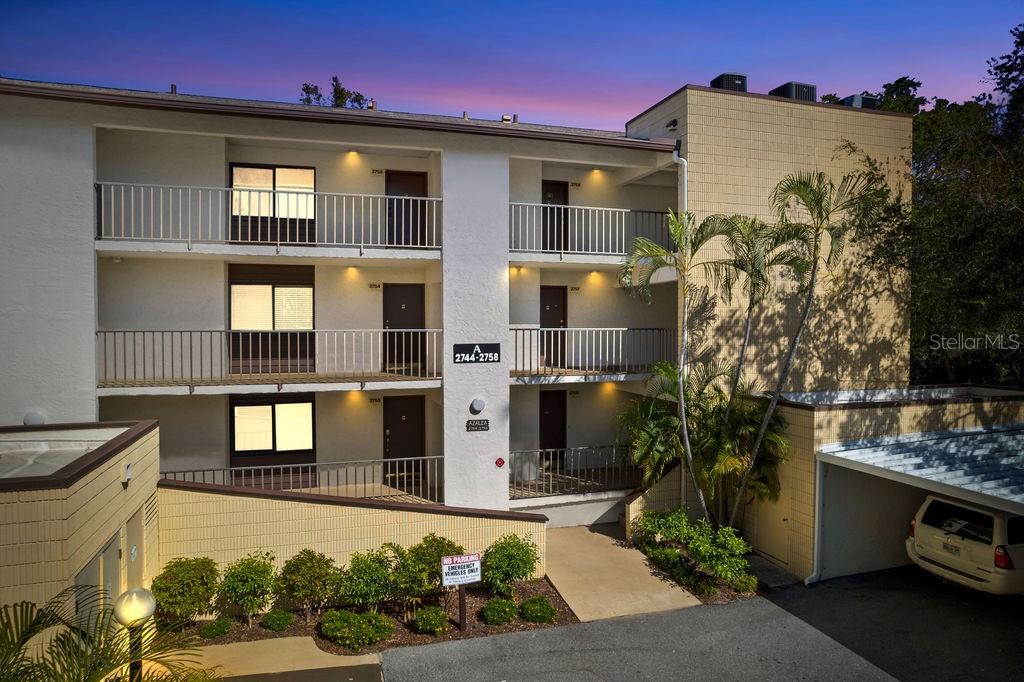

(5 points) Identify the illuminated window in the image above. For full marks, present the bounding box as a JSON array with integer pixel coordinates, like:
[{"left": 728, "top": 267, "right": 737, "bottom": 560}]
[
  {"left": 231, "top": 165, "right": 314, "bottom": 219},
  {"left": 230, "top": 284, "right": 312, "bottom": 330},
  {"left": 231, "top": 395, "right": 315, "bottom": 463}
]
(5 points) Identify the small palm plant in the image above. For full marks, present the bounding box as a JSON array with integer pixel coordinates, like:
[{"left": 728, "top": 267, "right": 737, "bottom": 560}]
[
  {"left": 619, "top": 211, "right": 738, "bottom": 520},
  {"left": 0, "top": 585, "right": 220, "bottom": 681},
  {"left": 728, "top": 171, "right": 869, "bottom": 526}
]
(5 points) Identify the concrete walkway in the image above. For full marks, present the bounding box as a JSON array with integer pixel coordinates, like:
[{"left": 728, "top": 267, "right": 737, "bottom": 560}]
[
  {"left": 197, "top": 636, "right": 379, "bottom": 677},
  {"left": 545, "top": 524, "right": 701, "bottom": 621}
]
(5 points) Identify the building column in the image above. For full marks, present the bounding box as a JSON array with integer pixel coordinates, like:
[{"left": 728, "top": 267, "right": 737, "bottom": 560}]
[{"left": 441, "top": 148, "right": 512, "bottom": 510}]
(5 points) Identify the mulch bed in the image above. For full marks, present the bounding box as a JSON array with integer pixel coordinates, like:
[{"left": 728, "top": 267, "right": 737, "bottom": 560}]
[{"left": 190, "top": 577, "right": 578, "bottom": 655}]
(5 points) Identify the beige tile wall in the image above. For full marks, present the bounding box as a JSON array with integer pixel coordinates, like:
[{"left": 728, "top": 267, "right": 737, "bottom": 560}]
[
  {"left": 157, "top": 487, "right": 547, "bottom": 577},
  {"left": 0, "top": 427, "right": 160, "bottom": 606},
  {"left": 623, "top": 465, "right": 682, "bottom": 540}
]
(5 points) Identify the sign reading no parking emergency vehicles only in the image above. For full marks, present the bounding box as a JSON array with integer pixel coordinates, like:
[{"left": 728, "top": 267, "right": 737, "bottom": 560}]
[{"left": 441, "top": 553, "right": 482, "bottom": 587}]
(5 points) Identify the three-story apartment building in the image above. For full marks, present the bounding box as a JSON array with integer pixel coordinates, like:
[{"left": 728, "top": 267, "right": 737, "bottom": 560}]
[{"left": 0, "top": 74, "right": 911, "bottom": 522}]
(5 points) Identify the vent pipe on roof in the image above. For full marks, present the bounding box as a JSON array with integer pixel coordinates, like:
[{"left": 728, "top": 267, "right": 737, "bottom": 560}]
[
  {"left": 169, "top": 84, "right": 177, "bottom": 95},
  {"left": 462, "top": 111, "right": 469, "bottom": 120},
  {"left": 512, "top": 113, "right": 519, "bottom": 124},
  {"left": 500, "top": 114, "right": 512, "bottom": 123},
  {"left": 367, "top": 99, "right": 377, "bottom": 110}
]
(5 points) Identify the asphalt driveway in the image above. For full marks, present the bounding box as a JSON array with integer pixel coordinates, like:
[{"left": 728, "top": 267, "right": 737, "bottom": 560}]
[
  {"left": 382, "top": 596, "right": 890, "bottom": 681},
  {"left": 765, "top": 565, "right": 1024, "bottom": 681}
]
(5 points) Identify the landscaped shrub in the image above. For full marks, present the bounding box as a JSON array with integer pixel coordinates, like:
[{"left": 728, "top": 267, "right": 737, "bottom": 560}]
[
  {"left": 339, "top": 549, "right": 393, "bottom": 612},
  {"left": 412, "top": 605, "right": 449, "bottom": 635},
  {"left": 519, "top": 596, "right": 557, "bottom": 624},
  {"left": 480, "top": 597, "right": 517, "bottom": 625},
  {"left": 481, "top": 534, "right": 539, "bottom": 597},
  {"left": 151, "top": 557, "right": 220, "bottom": 623},
  {"left": 383, "top": 543, "right": 430, "bottom": 621},
  {"left": 219, "top": 551, "right": 276, "bottom": 628},
  {"left": 730, "top": 573, "right": 759, "bottom": 594},
  {"left": 320, "top": 609, "right": 394, "bottom": 652},
  {"left": 277, "top": 549, "right": 341, "bottom": 622},
  {"left": 199, "top": 616, "right": 233, "bottom": 639},
  {"left": 632, "top": 510, "right": 754, "bottom": 598},
  {"left": 260, "top": 609, "right": 295, "bottom": 632},
  {"left": 409, "top": 534, "right": 466, "bottom": 591}
]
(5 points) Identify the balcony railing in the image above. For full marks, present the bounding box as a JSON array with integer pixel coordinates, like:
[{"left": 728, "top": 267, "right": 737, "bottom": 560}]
[
  {"left": 508, "top": 446, "right": 640, "bottom": 499},
  {"left": 97, "top": 329, "right": 443, "bottom": 387},
  {"left": 510, "top": 327, "right": 674, "bottom": 377},
  {"left": 162, "top": 456, "right": 444, "bottom": 504},
  {"left": 96, "top": 182, "right": 442, "bottom": 251},
  {"left": 509, "top": 203, "right": 671, "bottom": 256}
]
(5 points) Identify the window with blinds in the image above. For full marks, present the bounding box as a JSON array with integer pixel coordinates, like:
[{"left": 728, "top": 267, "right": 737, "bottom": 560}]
[
  {"left": 232, "top": 398, "right": 314, "bottom": 457},
  {"left": 231, "top": 165, "right": 315, "bottom": 219},
  {"left": 230, "top": 284, "right": 312, "bottom": 330}
]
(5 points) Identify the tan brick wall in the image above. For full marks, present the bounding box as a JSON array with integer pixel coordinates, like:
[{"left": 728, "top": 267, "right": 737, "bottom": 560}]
[
  {"left": 0, "top": 426, "right": 161, "bottom": 606},
  {"left": 622, "top": 466, "right": 682, "bottom": 540},
  {"left": 157, "top": 487, "right": 547, "bottom": 578}
]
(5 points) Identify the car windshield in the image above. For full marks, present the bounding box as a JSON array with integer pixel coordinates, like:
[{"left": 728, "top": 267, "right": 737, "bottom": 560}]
[{"left": 922, "top": 500, "right": 994, "bottom": 544}]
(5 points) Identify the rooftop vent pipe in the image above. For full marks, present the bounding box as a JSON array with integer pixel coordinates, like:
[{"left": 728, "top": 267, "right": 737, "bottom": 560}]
[{"left": 169, "top": 84, "right": 177, "bottom": 95}]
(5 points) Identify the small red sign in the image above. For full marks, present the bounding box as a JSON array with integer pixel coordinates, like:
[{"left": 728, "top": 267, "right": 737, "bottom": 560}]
[{"left": 495, "top": 457, "right": 505, "bottom": 468}]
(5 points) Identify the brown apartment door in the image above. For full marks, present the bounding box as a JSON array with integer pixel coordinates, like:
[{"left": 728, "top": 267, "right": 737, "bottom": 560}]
[
  {"left": 539, "top": 390, "right": 567, "bottom": 472},
  {"left": 383, "top": 395, "right": 425, "bottom": 460},
  {"left": 383, "top": 284, "right": 426, "bottom": 375},
  {"left": 540, "top": 285, "right": 567, "bottom": 367},
  {"left": 541, "top": 180, "right": 569, "bottom": 251},
  {"left": 386, "top": 171, "right": 429, "bottom": 246}
]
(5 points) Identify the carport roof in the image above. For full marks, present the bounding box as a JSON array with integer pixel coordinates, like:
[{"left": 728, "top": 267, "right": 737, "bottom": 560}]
[{"left": 818, "top": 424, "right": 1024, "bottom": 516}]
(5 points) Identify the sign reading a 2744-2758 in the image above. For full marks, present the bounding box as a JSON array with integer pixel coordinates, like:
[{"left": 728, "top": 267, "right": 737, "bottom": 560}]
[
  {"left": 441, "top": 553, "right": 482, "bottom": 587},
  {"left": 453, "top": 343, "right": 500, "bottom": 364}
]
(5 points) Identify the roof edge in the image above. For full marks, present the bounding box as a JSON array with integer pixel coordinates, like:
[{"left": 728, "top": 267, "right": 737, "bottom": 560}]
[
  {"left": 0, "top": 78, "right": 675, "bottom": 152},
  {"left": 626, "top": 83, "right": 915, "bottom": 128}
]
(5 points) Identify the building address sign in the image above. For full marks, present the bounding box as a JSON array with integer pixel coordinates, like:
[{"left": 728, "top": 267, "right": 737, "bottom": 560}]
[{"left": 453, "top": 343, "right": 500, "bottom": 364}]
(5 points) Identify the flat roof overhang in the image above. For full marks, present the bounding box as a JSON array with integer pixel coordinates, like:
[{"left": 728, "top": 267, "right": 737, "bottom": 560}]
[{"left": 818, "top": 424, "right": 1024, "bottom": 516}]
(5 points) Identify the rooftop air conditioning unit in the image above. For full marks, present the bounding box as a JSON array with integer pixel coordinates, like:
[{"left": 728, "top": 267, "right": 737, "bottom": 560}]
[
  {"left": 840, "top": 94, "right": 880, "bottom": 110},
  {"left": 710, "top": 73, "right": 748, "bottom": 92},
  {"left": 770, "top": 81, "right": 817, "bottom": 102}
]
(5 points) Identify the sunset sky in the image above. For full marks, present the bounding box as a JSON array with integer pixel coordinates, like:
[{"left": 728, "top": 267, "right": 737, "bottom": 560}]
[{"left": 1, "top": 1, "right": 1020, "bottom": 129}]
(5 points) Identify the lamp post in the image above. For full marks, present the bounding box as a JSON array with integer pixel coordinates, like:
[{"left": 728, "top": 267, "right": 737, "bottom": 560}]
[{"left": 113, "top": 587, "right": 157, "bottom": 682}]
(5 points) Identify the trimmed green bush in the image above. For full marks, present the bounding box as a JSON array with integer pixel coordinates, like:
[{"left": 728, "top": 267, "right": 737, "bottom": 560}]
[
  {"left": 320, "top": 610, "right": 394, "bottom": 652},
  {"left": 340, "top": 549, "right": 393, "bottom": 611},
  {"left": 277, "top": 549, "right": 341, "bottom": 622},
  {"left": 412, "top": 605, "right": 449, "bottom": 635},
  {"left": 409, "top": 534, "right": 466, "bottom": 590},
  {"left": 219, "top": 551, "right": 276, "bottom": 628},
  {"left": 260, "top": 609, "right": 295, "bottom": 632},
  {"left": 730, "top": 573, "right": 759, "bottom": 594},
  {"left": 519, "top": 596, "right": 557, "bottom": 624},
  {"left": 199, "top": 616, "right": 232, "bottom": 639},
  {"left": 151, "top": 557, "right": 219, "bottom": 623},
  {"left": 383, "top": 543, "right": 430, "bottom": 621},
  {"left": 481, "top": 534, "right": 539, "bottom": 597},
  {"left": 480, "top": 597, "right": 517, "bottom": 625}
]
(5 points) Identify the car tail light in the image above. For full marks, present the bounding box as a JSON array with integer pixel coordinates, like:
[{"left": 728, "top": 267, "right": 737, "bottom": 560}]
[
  {"left": 909, "top": 519, "right": 916, "bottom": 538},
  {"left": 995, "top": 545, "right": 1015, "bottom": 570}
]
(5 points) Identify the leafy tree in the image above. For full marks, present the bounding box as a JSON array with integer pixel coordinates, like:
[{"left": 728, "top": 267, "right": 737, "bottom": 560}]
[
  {"left": 865, "top": 76, "right": 928, "bottom": 114},
  {"left": 299, "top": 76, "right": 369, "bottom": 109},
  {"left": 219, "top": 551, "right": 276, "bottom": 628},
  {"left": 820, "top": 93, "right": 841, "bottom": 104},
  {"left": 619, "top": 212, "right": 738, "bottom": 520},
  {"left": 277, "top": 549, "right": 341, "bottom": 623}
]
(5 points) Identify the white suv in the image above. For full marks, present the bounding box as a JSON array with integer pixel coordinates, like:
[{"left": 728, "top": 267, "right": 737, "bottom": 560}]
[{"left": 906, "top": 495, "right": 1024, "bottom": 595}]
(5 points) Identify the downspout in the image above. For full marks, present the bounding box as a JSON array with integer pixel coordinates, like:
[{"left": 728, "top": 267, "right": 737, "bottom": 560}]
[
  {"left": 672, "top": 138, "right": 688, "bottom": 510},
  {"left": 804, "top": 458, "right": 825, "bottom": 585}
]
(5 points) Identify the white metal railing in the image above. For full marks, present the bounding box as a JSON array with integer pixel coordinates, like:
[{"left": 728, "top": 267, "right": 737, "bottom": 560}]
[
  {"left": 509, "top": 203, "right": 671, "bottom": 255},
  {"left": 162, "top": 456, "right": 444, "bottom": 503},
  {"left": 508, "top": 446, "right": 640, "bottom": 498},
  {"left": 96, "top": 182, "right": 442, "bottom": 251},
  {"left": 509, "top": 327, "right": 674, "bottom": 376},
  {"left": 96, "top": 329, "right": 443, "bottom": 387}
]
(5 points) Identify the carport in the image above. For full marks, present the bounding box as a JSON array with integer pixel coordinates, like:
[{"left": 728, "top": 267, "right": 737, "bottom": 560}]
[{"left": 809, "top": 424, "right": 1024, "bottom": 582}]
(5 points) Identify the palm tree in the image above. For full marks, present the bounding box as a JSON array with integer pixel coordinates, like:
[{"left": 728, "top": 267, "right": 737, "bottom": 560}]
[
  {"left": 618, "top": 361, "right": 789, "bottom": 527},
  {"left": 0, "top": 586, "right": 220, "bottom": 681},
  {"left": 620, "top": 211, "right": 737, "bottom": 520},
  {"left": 705, "top": 216, "right": 810, "bottom": 411},
  {"left": 727, "top": 171, "right": 869, "bottom": 526}
]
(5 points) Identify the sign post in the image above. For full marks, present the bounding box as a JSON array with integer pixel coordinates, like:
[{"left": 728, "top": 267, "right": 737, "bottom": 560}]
[{"left": 441, "top": 552, "right": 481, "bottom": 632}]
